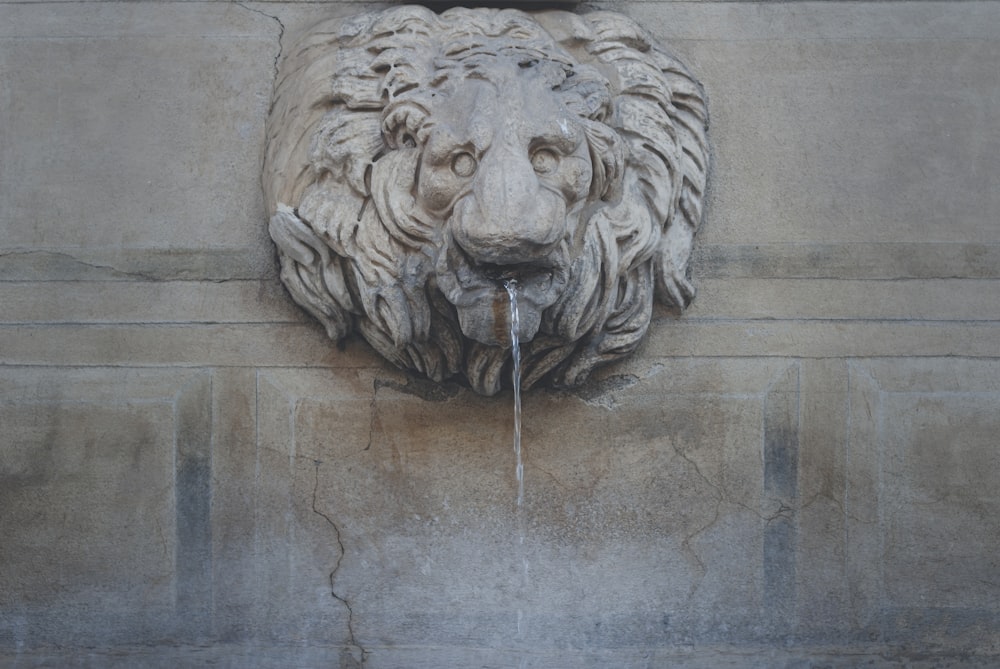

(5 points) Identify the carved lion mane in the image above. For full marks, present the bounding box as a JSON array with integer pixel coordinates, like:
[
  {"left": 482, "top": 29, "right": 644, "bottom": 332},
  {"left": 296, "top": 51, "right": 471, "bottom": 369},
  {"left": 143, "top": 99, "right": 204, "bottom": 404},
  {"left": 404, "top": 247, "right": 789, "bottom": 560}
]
[{"left": 263, "top": 6, "right": 708, "bottom": 395}]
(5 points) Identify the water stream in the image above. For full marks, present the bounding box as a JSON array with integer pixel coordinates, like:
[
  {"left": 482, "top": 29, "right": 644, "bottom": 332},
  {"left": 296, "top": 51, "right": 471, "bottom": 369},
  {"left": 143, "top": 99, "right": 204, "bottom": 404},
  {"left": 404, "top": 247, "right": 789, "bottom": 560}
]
[
  {"left": 504, "top": 279, "right": 530, "bottom": 650},
  {"left": 504, "top": 279, "right": 524, "bottom": 508}
]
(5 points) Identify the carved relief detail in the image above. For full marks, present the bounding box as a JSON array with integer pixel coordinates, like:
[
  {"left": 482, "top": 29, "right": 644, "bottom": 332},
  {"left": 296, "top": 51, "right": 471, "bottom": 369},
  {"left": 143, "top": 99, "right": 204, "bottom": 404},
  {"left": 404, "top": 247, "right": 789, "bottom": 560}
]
[{"left": 263, "top": 6, "right": 709, "bottom": 395}]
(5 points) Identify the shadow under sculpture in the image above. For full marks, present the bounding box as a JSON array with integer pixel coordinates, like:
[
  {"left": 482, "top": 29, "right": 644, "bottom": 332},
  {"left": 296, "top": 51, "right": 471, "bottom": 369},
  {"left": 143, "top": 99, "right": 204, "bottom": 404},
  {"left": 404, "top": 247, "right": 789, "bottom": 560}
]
[{"left": 263, "top": 6, "right": 709, "bottom": 396}]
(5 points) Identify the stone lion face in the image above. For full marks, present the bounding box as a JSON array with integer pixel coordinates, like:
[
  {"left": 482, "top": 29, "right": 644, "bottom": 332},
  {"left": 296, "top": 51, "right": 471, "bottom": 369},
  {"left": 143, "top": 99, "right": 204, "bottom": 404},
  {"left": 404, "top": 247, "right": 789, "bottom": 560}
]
[
  {"left": 263, "top": 7, "right": 708, "bottom": 395},
  {"left": 425, "top": 73, "right": 594, "bottom": 346}
]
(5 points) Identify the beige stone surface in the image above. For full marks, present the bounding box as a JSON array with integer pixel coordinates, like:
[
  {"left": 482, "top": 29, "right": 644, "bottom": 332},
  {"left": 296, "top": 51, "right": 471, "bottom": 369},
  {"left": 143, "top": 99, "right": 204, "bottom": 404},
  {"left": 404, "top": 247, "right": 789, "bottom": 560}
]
[
  {"left": 0, "top": 3, "right": 277, "bottom": 250},
  {"left": 850, "top": 362, "right": 1000, "bottom": 613},
  {"left": 2, "top": 1, "right": 999, "bottom": 666},
  {"left": 0, "top": 368, "right": 206, "bottom": 645}
]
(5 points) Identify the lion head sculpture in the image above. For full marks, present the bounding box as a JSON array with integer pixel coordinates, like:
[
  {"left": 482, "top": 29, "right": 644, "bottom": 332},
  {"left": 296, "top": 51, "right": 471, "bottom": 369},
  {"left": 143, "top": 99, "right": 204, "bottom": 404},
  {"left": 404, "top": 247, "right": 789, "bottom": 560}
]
[{"left": 263, "top": 6, "right": 709, "bottom": 396}]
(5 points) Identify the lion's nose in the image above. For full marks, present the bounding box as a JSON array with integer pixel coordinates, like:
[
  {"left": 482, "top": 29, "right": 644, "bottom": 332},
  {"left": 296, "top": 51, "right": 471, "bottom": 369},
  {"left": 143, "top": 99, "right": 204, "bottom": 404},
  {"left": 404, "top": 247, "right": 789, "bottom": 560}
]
[{"left": 452, "top": 150, "right": 565, "bottom": 265}]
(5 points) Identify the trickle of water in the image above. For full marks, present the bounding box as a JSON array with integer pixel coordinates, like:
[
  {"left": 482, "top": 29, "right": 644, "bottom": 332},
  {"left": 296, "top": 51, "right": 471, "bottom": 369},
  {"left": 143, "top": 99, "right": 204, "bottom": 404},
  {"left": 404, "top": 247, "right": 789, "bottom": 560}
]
[
  {"left": 504, "top": 279, "right": 524, "bottom": 508},
  {"left": 505, "top": 279, "right": 530, "bottom": 649}
]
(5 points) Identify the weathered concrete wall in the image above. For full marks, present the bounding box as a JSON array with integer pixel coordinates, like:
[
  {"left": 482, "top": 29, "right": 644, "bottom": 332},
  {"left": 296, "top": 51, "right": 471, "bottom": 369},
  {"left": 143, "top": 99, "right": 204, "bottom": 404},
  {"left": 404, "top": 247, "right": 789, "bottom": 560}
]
[{"left": 2, "top": 2, "right": 999, "bottom": 667}]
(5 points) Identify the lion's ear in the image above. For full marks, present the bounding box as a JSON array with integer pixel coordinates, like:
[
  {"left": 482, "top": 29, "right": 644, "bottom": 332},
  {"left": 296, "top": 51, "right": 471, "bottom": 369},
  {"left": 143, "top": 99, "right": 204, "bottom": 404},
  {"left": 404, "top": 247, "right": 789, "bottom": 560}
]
[
  {"left": 382, "top": 100, "right": 429, "bottom": 151},
  {"left": 563, "top": 65, "right": 613, "bottom": 123}
]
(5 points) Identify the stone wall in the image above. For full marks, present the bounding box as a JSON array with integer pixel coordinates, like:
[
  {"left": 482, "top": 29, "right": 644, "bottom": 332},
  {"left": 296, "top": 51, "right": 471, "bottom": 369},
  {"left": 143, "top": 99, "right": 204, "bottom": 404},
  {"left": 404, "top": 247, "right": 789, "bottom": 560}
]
[{"left": 2, "top": 2, "right": 999, "bottom": 667}]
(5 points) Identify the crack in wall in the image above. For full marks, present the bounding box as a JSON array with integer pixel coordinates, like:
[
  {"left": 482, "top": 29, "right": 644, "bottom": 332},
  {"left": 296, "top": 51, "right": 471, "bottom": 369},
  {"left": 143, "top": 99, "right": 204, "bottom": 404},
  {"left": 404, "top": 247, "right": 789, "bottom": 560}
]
[
  {"left": 669, "top": 444, "right": 725, "bottom": 601},
  {"left": 0, "top": 249, "right": 260, "bottom": 283},
  {"left": 311, "top": 459, "right": 368, "bottom": 667},
  {"left": 234, "top": 1, "right": 285, "bottom": 84},
  {"left": 0, "top": 250, "right": 163, "bottom": 282}
]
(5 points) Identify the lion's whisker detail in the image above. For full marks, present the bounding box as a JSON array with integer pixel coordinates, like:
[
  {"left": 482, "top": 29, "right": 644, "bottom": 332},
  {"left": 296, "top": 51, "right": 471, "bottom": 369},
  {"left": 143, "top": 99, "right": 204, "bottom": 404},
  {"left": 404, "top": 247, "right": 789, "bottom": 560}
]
[{"left": 263, "top": 6, "right": 709, "bottom": 396}]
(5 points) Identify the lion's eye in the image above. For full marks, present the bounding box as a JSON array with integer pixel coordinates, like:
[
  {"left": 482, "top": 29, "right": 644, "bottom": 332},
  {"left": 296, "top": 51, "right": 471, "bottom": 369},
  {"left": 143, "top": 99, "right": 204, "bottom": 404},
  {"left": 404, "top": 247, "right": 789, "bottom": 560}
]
[
  {"left": 530, "top": 148, "right": 559, "bottom": 175},
  {"left": 452, "top": 152, "right": 477, "bottom": 178}
]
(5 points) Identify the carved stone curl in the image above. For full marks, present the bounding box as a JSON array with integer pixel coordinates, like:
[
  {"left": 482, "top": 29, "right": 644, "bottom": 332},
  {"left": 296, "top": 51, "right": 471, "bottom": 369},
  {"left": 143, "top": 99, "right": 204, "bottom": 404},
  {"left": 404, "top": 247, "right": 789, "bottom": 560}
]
[{"left": 263, "top": 6, "right": 709, "bottom": 395}]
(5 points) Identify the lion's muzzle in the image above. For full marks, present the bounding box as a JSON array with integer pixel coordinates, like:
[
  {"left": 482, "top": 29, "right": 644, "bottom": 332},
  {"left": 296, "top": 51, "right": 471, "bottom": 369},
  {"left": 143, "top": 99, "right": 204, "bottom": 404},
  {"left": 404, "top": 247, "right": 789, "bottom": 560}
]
[
  {"left": 436, "top": 148, "right": 575, "bottom": 347},
  {"left": 451, "top": 148, "right": 568, "bottom": 266}
]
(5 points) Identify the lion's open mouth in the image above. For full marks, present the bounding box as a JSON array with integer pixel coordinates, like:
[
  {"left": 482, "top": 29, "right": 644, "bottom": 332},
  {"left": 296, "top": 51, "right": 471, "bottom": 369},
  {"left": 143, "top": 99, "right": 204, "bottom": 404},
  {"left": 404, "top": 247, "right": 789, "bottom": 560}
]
[
  {"left": 436, "top": 240, "right": 569, "bottom": 346},
  {"left": 473, "top": 260, "right": 561, "bottom": 302}
]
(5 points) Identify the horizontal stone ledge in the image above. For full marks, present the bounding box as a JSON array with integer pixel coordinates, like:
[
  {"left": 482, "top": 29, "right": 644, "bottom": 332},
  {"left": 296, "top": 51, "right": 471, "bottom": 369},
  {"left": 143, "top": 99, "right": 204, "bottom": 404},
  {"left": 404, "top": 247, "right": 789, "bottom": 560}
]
[
  {"left": 0, "top": 324, "right": 374, "bottom": 368},
  {"left": 0, "top": 248, "right": 277, "bottom": 282},
  {"left": 2, "top": 278, "right": 998, "bottom": 325},
  {"left": 3, "top": 359, "right": 997, "bottom": 408},
  {"left": 0, "top": 366, "right": 214, "bottom": 404},
  {"left": 691, "top": 243, "right": 1000, "bottom": 280},
  {"left": 686, "top": 278, "right": 1000, "bottom": 321},
  {"left": 0, "top": 280, "right": 303, "bottom": 324},
  {"left": 3, "top": 243, "right": 997, "bottom": 283},
  {"left": 0, "top": 322, "right": 997, "bottom": 367},
  {"left": 0, "top": 643, "right": 994, "bottom": 669},
  {"left": 643, "top": 320, "right": 1000, "bottom": 359}
]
